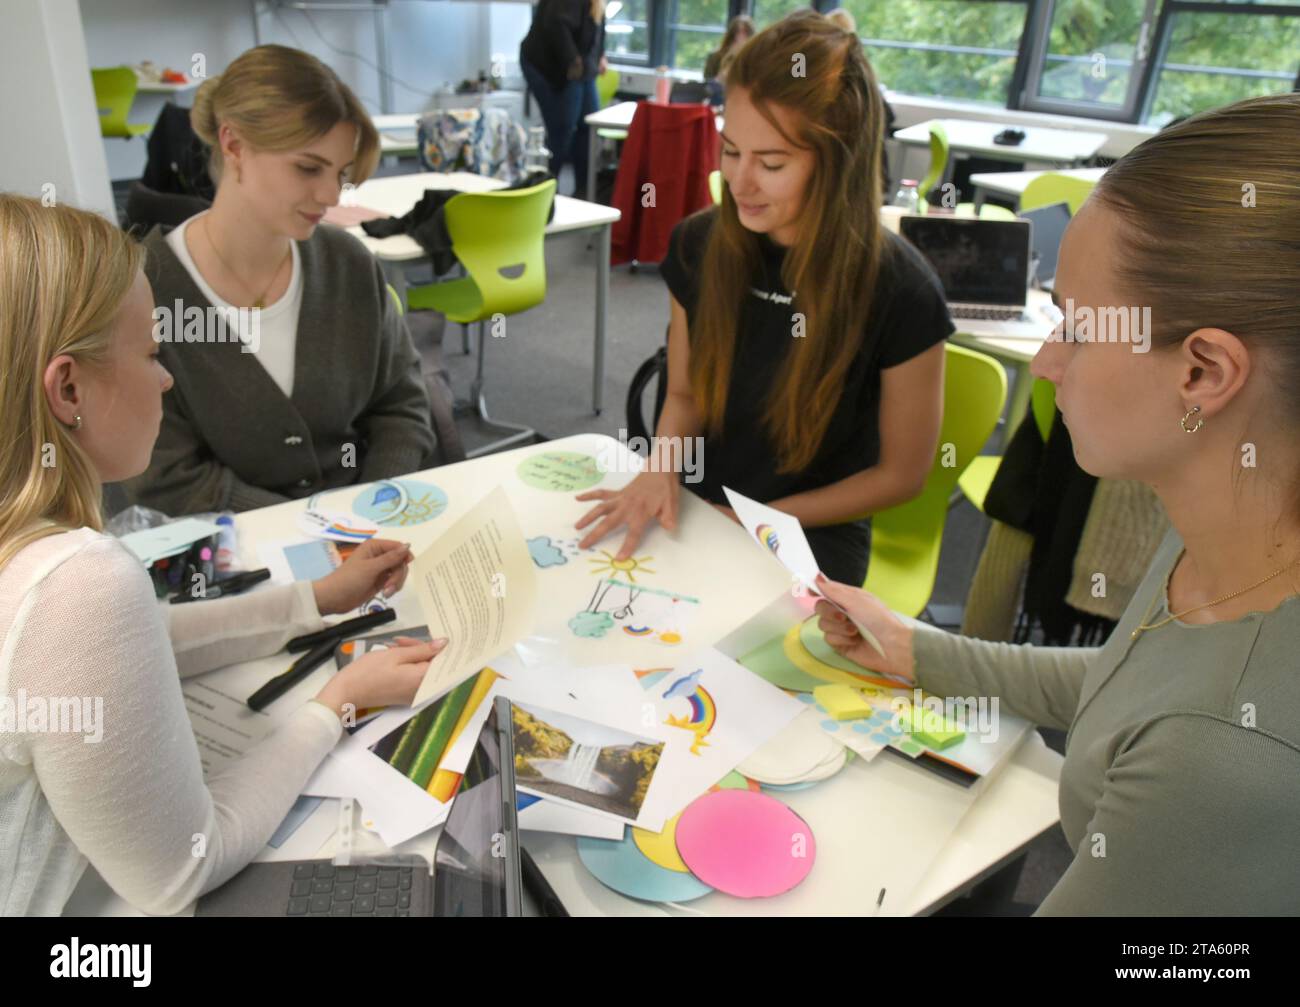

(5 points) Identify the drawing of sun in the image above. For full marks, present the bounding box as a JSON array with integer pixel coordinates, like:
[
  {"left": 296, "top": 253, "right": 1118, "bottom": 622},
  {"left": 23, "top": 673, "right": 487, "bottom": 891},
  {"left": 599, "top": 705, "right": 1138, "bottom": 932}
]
[
  {"left": 588, "top": 550, "right": 655, "bottom": 582},
  {"left": 387, "top": 491, "right": 446, "bottom": 526}
]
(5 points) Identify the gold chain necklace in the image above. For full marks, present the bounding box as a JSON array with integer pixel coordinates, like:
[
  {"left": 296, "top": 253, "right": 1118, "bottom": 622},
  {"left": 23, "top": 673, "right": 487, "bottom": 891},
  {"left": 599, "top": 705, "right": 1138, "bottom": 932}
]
[
  {"left": 1131, "top": 551, "right": 1300, "bottom": 640},
  {"left": 202, "top": 216, "right": 290, "bottom": 309}
]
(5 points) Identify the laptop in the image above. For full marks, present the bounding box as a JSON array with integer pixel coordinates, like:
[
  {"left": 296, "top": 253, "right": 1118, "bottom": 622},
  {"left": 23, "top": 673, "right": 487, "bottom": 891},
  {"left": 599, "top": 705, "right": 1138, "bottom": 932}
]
[
  {"left": 1018, "top": 200, "right": 1071, "bottom": 291},
  {"left": 899, "top": 215, "right": 1051, "bottom": 340},
  {"left": 197, "top": 695, "right": 522, "bottom": 917}
]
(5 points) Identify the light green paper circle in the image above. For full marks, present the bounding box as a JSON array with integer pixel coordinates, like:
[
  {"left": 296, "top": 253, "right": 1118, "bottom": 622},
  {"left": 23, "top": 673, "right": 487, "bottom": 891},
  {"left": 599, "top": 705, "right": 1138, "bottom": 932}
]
[{"left": 516, "top": 451, "right": 604, "bottom": 492}]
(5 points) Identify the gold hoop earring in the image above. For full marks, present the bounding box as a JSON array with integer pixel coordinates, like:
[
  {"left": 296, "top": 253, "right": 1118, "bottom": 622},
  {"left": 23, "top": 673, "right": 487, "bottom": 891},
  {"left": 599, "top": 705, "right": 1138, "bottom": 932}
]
[{"left": 1181, "top": 405, "right": 1203, "bottom": 434}]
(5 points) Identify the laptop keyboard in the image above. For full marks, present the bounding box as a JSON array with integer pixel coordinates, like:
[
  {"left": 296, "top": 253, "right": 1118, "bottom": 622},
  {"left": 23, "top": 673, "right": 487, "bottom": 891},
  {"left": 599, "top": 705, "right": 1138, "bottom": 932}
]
[
  {"left": 951, "top": 305, "right": 1031, "bottom": 322},
  {"left": 287, "top": 862, "right": 415, "bottom": 917}
]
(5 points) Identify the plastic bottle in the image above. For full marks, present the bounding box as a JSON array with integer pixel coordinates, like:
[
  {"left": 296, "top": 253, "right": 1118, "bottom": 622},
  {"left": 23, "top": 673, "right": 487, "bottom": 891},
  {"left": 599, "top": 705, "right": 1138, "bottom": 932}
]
[
  {"left": 214, "top": 514, "right": 238, "bottom": 573},
  {"left": 891, "top": 178, "right": 920, "bottom": 214},
  {"left": 654, "top": 65, "right": 671, "bottom": 104}
]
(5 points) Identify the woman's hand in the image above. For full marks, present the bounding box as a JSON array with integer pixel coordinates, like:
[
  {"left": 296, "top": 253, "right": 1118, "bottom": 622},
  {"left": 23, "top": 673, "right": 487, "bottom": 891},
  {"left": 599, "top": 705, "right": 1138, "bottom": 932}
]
[
  {"left": 574, "top": 469, "right": 680, "bottom": 559},
  {"left": 312, "top": 538, "right": 413, "bottom": 617},
  {"left": 598, "top": 55, "right": 608, "bottom": 76},
  {"left": 315, "top": 636, "right": 448, "bottom": 720},
  {"left": 814, "top": 574, "right": 916, "bottom": 685}
]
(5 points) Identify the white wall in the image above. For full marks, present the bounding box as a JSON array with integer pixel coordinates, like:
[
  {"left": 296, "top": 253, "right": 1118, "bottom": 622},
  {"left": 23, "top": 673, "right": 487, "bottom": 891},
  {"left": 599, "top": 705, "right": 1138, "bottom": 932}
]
[
  {"left": 0, "top": 0, "right": 116, "bottom": 218},
  {"left": 78, "top": 0, "right": 537, "bottom": 181}
]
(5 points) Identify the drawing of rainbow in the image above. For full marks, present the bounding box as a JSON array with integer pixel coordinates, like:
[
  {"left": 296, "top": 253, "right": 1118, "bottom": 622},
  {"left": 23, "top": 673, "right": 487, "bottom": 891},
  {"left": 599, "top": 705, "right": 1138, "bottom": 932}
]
[
  {"left": 622, "top": 625, "right": 655, "bottom": 637},
  {"left": 756, "top": 523, "right": 780, "bottom": 554},
  {"left": 662, "top": 671, "right": 717, "bottom": 755}
]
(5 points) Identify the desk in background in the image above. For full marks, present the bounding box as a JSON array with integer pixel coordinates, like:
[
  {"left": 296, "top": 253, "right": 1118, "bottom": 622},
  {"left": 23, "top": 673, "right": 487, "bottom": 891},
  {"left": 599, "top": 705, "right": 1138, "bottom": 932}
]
[
  {"left": 346, "top": 172, "right": 621, "bottom": 415},
  {"left": 66, "top": 433, "right": 1062, "bottom": 917}
]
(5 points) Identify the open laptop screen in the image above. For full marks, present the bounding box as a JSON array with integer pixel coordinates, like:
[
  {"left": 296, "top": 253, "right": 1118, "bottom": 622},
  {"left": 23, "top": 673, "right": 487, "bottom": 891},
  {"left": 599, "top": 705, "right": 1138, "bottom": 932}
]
[
  {"left": 899, "top": 216, "right": 1031, "bottom": 306},
  {"left": 432, "top": 697, "right": 523, "bottom": 917}
]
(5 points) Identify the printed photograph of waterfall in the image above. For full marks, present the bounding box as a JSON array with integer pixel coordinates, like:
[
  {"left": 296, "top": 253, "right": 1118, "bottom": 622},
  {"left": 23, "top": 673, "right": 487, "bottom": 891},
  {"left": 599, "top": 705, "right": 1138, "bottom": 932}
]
[{"left": 511, "top": 701, "right": 664, "bottom": 821}]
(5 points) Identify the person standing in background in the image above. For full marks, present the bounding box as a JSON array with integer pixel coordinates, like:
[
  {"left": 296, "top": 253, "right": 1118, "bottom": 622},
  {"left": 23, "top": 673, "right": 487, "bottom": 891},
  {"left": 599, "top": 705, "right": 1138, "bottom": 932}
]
[
  {"left": 520, "top": 0, "right": 607, "bottom": 198},
  {"left": 704, "top": 15, "right": 755, "bottom": 82}
]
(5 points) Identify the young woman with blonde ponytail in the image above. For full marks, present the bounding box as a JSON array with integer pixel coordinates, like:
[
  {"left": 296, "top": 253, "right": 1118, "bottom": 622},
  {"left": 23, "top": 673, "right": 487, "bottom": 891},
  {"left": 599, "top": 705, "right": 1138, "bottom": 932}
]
[
  {"left": 123, "top": 44, "right": 436, "bottom": 517},
  {"left": 576, "top": 12, "right": 949, "bottom": 585},
  {"left": 0, "top": 196, "right": 444, "bottom": 915},
  {"left": 816, "top": 93, "right": 1300, "bottom": 914}
]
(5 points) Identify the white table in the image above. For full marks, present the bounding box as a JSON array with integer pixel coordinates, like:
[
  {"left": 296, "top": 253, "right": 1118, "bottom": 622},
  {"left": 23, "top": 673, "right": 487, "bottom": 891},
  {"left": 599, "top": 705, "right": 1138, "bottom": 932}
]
[
  {"left": 371, "top": 113, "right": 420, "bottom": 157},
  {"left": 68, "top": 433, "right": 1062, "bottom": 917},
  {"left": 969, "top": 167, "right": 1107, "bottom": 210},
  {"left": 346, "top": 172, "right": 621, "bottom": 414},
  {"left": 135, "top": 79, "right": 198, "bottom": 94},
  {"left": 583, "top": 100, "right": 724, "bottom": 207},
  {"left": 893, "top": 118, "right": 1107, "bottom": 176}
]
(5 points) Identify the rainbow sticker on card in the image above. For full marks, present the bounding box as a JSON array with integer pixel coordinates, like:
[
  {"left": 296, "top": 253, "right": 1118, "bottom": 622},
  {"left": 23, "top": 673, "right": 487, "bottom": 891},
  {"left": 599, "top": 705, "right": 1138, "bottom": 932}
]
[
  {"left": 298, "top": 508, "right": 379, "bottom": 544},
  {"left": 755, "top": 523, "right": 780, "bottom": 556}
]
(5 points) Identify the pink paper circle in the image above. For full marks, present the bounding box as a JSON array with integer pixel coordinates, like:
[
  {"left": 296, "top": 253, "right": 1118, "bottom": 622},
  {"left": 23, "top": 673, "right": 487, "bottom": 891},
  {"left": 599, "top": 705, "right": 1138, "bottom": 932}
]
[{"left": 674, "top": 789, "right": 816, "bottom": 898}]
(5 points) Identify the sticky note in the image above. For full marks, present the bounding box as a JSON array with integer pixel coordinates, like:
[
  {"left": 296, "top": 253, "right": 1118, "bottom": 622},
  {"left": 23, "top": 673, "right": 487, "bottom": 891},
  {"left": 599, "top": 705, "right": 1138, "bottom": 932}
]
[
  {"left": 902, "top": 703, "right": 965, "bottom": 750},
  {"left": 813, "top": 684, "right": 874, "bottom": 721}
]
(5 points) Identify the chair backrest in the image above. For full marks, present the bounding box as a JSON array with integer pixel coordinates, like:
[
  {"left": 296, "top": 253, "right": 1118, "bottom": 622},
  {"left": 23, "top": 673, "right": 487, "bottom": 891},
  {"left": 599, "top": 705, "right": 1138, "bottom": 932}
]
[
  {"left": 1030, "top": 374, "right": 1056, "bottom": 442},
  {"left": 1020, "top": 172, "right": 1097, "bottom": 215},
  {"left": 919, "top": 122, "right": 949, "bottom": 200},
  {"left": 91, "top": 67, "right": 139, "bottom": 138},
  {"left": 596, "top": 69, "right": 620, "bottom": 107},
  {"left": 864, "top": 343, "right": 1007, "bottom": 615},
  {"left": 708, "top": 169, "right": 722, "bottom": 206},
  {"left": 443, "top": 179, "right": 557, "bottom": 320}
]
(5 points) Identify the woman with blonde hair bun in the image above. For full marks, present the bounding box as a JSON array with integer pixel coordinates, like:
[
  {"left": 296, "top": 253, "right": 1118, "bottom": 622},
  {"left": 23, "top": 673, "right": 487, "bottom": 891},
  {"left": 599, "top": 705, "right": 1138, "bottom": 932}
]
[
  {"left": 0, "top": 194, "right": 444, "bottom": 915},
  {"left": 123, "top": 44, "right": 436, "bottom": 517}
]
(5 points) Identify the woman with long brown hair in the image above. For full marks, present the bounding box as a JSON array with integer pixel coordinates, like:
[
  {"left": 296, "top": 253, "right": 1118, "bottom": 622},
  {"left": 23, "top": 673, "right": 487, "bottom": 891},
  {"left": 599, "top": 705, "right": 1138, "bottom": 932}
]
[
  {"left": 816, "top": 93, "right": 1300, "bottom": 914},
  {"left": 0, "top": 194, "right": 444, "bottom": 916},
  {"left": 576, "top": 11, "right": 949, "bottom": 585}
]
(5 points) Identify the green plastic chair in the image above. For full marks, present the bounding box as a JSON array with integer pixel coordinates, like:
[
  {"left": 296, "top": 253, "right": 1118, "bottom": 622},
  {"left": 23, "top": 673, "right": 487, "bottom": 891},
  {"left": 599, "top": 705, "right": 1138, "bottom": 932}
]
[
  {"left": 957, "top": 377, "right": 1056, "bottom": 512},
  {"left": 91, "top": 67, "right": 150, "bottom": 139},
  {"left": 708, "top": 169, "right": 722, "bottom": 206},
  {"left": 1019, "top": 172, "right": 1097, "bottom": 215},
  {"left": 405, "top": 179, "right": 556, "bottom": 457},
  {"left": 863, "top": 343, "right": 1008, "bottom": 618},
  {"left": 918, "top": 122, "right": 1015, "bottom": 220},
  {"left": 595, "top": 69, "right": 628, "bottom": 142}
]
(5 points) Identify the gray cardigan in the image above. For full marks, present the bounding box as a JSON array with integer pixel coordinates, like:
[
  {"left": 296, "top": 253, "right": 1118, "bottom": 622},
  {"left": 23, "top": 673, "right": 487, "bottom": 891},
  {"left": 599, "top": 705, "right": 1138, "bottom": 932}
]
[
  {"left": 913, "top": 529, "right": 1300, "bottom": 915},
  {"left": 123, "top": 225, "right": 436, "bottom": 515}
]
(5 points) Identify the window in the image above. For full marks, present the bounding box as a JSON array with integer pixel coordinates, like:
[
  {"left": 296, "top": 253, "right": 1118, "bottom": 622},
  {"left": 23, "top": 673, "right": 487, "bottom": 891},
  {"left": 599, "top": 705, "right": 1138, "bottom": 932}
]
[
  {"left": 606, "top": 0, "right": 652, "bottom": 63},
  {"left": 1144, "top": 2, "right": 1300, "bottom": 124},
  {"left": 842, "top": 0, "right": 1033, "bottom": 104},
  {"left": 752, "top": 0, "right": 813, "bottom": 27},
  {"left": 1021, "top": 0, "right": 1159, "bottom": 119},
  {"left": 669, "top": 0, "right": 730, "bottom": 70}
]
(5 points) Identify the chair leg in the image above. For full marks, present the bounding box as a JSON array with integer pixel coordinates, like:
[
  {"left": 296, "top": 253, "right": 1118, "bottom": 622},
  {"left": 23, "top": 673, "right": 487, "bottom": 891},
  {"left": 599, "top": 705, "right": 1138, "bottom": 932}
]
[
  {"left": 463, "top": 319, "right": 537, "bottom": 458},
  {"left": 461, "top": 322, "right": 470, "bottom": 355}
]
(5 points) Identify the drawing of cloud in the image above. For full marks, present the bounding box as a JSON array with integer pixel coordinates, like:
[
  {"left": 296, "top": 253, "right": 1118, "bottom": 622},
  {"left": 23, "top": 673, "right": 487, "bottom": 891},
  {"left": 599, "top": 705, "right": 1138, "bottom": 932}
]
[
  {"left": 569, "top": 611, "right": 614, "bottom": 638},
  {"left": 527, "top": 536, "right": 567, "bottom": 569},
  {"left": 662, "top": 669, "right": 704, "bottom": 700}
]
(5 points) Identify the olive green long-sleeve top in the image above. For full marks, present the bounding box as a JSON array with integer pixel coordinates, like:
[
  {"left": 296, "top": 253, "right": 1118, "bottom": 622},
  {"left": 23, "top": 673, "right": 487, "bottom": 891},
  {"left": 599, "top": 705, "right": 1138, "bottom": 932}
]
[{"left": 911, "top": 529, "right": 1300, "bottom": 915}]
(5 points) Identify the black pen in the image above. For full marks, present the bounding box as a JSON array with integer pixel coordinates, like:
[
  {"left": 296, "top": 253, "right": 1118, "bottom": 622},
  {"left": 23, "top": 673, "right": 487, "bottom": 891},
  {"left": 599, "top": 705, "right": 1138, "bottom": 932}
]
[
  {"left": 521, "top": 846, "right": 569, "bottom": 917},
  {"left": 247, "top": 638, "right": 338, "bottom": 712},
  {"left": 169, "top": 568, "right": 271, "bottom": 604},
  {"left": 286, "top": 608, "right": 397, "bottom": 653}
]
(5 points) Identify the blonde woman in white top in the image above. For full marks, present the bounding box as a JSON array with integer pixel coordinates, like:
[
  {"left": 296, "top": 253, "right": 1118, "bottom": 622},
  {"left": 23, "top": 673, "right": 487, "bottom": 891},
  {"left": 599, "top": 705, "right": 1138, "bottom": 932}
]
[{"left": 0, "top": 194, "right": 447, "bottom": 916}]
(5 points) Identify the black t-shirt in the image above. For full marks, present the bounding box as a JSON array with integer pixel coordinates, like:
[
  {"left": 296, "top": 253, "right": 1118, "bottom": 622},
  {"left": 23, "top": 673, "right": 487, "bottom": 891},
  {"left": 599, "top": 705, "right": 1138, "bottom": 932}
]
[{"left": 659, "top": 207, "right": 953, "bottom": 584}]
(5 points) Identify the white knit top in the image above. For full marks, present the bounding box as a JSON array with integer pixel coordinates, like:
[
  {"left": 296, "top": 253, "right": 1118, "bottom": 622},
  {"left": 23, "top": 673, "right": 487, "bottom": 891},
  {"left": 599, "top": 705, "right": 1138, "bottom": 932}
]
[{"left": 0, "top": 528, "right": 342, "bottom": 916}]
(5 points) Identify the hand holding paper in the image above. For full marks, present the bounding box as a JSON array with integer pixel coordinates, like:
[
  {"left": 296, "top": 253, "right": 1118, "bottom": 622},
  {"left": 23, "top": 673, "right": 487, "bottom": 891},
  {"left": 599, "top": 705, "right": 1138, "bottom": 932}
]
[
  {"left": 721, "top": 487, "right": 890, "bottom": 663},
  {"left": 411, "top": 485, "right": 539, "bottom": 705}
]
